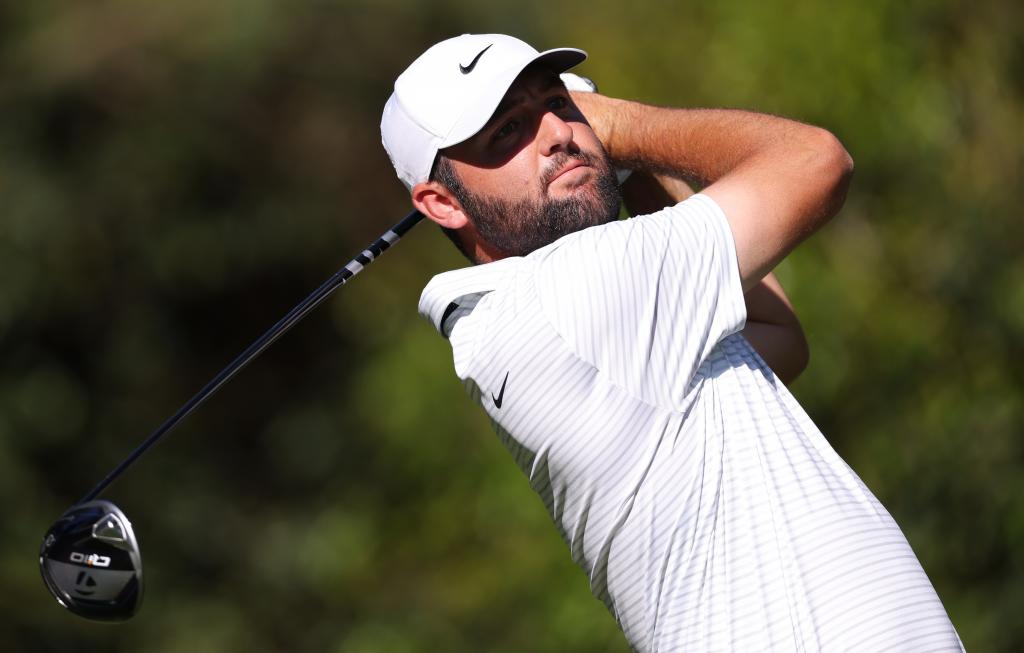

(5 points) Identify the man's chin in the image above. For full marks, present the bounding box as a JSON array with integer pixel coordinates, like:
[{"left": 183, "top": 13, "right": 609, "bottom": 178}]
[
  {"left": 576, "top": 179, "right": 620, "bottom": 222},
  {"left": 465, "top": 160, "right": 622, "bottom": 257},
  {"left": 547, "top": 169, "right": 600, "bottom": 202}
]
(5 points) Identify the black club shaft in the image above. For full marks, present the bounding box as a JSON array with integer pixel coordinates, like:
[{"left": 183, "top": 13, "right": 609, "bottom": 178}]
[{"left": 78, "top": 211, "right": 424, "bottom": 504}]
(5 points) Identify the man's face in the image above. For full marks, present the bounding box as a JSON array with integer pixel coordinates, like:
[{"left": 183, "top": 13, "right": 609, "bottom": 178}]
[{"left": 440, "top": 66, "right": 621, "bottom": 258}]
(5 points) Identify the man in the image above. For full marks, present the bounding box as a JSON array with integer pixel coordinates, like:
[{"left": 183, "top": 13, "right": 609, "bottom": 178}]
[{"left": 381, "top": 34, "right": 964, "bottom": 651}]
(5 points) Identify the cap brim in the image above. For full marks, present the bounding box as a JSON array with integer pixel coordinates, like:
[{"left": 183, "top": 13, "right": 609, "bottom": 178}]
[{"left": 441, "top": 47, "right": 587, "bottom": 149}]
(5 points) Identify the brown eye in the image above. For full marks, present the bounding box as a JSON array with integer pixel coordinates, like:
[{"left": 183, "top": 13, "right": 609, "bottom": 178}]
[
  {"left": 547, "top": 96, "right": 568, "bottom": 110},
  {"left": 495, "top": 119, "right": 520, "bottom": 140}
]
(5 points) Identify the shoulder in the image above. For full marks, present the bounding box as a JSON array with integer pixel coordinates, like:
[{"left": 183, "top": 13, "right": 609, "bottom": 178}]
[
  {"left": 418, "top": 257, "right": 529, "bottom": 336},
  {"left": 531, "top": 193, "right": 733, "bottom": 281}
]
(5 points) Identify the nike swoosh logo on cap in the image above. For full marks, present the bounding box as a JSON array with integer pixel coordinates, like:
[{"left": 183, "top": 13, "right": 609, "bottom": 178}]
[{"left": 459, "top": 44, "right": 492, "bottom": 74}]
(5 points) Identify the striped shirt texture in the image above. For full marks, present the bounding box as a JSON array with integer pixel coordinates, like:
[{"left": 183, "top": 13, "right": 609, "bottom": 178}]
[{"left": 419, "top": 194, "right": 964, "bottom": 652}]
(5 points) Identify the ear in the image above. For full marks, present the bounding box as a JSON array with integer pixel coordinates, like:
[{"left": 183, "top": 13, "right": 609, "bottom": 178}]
[{"left": 411, "top": 181, "right": 469, "bottom": 230}]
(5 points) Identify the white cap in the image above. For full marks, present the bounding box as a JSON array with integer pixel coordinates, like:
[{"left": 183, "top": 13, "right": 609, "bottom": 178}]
[{"left": 381, "top": 34, "right": 587, "bottom": 190}]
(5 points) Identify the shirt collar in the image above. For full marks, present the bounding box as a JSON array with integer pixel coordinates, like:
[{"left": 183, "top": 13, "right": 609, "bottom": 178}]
[{"left": 418, "top": 258, "right": 522, "bottom": 334}]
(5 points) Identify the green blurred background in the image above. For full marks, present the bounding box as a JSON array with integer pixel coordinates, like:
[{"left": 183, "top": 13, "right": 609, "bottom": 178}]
[{"left": 3, "top": 0, "right": 1021, "bottom": 650}]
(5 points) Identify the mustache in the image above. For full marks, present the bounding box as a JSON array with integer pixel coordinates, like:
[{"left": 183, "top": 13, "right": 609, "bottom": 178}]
[{"left": 540, "top": 150, "right": 602, "bottom": 188}]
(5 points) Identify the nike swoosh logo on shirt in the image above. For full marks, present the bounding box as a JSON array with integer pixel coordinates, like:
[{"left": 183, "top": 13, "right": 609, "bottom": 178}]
[
  {"left": 459, "top": 44, "right": 492, "bottom": 74},
  {"left": 492, "top": 371, "right": 509, "bottom": 408}
]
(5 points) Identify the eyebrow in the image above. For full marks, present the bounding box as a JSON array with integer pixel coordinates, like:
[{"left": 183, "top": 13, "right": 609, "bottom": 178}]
[{"left": 486, "top": 71, "right": 566, "bottom": 129}]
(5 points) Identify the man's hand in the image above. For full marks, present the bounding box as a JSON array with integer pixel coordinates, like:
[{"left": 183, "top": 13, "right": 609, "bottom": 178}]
[
  {"left": 620, "top": 171, "right": 694, "bottom": 215},
  {"left": 569, "top": 90, "right": 625, "bottom": 157}
]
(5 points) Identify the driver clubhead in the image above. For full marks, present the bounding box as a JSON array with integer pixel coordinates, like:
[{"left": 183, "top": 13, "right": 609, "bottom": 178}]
[{"left": 39, "top": 500, "right": 143, "bottom": 621}]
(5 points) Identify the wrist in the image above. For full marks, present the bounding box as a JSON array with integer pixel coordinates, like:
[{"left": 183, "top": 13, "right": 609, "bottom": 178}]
[{"left": 571, "top": 92, "right": 635, "bottom": 163}]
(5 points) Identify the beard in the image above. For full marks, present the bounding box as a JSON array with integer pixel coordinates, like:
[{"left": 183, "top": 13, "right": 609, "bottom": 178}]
[{"left": 446, "top": 148, "right": 622, "bottom": 259}]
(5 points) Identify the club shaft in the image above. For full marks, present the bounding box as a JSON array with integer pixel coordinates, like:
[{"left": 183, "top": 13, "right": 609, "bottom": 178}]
[{"left": 79, "top": 210, "right": 425, "bottom": 504}]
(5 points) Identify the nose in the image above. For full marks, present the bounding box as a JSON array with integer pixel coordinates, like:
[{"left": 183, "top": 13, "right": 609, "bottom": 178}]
[{"left": 537, "top": 110, "right": 574, "bottom": 157}]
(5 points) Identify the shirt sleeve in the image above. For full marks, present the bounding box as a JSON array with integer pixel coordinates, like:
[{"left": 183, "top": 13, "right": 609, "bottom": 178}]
[{"left": 533, "top": 193, "right": 747, "bottom": 407}]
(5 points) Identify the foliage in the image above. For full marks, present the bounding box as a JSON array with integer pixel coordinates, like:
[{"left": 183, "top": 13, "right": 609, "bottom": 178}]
[{"left": 2, "top": 0, "right": 1021, "bottom": 650}]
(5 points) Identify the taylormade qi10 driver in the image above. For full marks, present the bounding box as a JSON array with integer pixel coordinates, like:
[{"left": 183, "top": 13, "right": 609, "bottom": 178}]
[
  {"left": 40, "top": 211, "right": 424, "bottom": 621},
  {"left": 40, "top": 501, "right": 142, "bottom": 620}
]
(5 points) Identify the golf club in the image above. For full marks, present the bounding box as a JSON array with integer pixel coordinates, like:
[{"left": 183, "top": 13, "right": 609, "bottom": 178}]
[
  {"left": 40, "top": 210, "right": 424, "bottom": 621},
  {"left": 40, "top": 501, "right": 142, "bottom": 621}
]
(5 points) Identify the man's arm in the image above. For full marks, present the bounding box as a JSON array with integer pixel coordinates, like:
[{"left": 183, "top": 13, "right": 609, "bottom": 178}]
[
  {"left": 741, "top": 274, "right": 809, "bottom": 384},
  {"left": 620, "top": 170, "right": 809, "bottom": 384},
  {"left": 620, "top": 170, "right": 694, "bottom": 214},
  {"left": 572, "top": 93, "right": 854, "bottom": 291}
]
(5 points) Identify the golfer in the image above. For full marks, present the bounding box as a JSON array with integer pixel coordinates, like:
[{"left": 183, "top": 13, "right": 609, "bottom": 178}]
[{"left": 381, "top": 34, "right": 964, "bottom": 651}]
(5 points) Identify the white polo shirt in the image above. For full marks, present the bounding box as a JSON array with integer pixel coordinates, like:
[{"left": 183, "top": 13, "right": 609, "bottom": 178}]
[{"left": 419, "top": 194, "right": 963, "bottom": 652}]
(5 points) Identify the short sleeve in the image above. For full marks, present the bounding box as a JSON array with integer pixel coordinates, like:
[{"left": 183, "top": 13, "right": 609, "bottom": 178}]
[{"left": 533, "top": 193, "right": 746, "bottom": 407}]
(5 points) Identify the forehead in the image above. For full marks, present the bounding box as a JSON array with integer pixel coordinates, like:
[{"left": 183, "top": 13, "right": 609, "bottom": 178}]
[{"left": 491, "top": 65, "right": 565, "bottom": 117}]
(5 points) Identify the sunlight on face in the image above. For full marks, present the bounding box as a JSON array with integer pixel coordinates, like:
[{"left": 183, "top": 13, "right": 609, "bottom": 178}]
[{"left": 440, "top": 67, "right": 622, "bottom": 257}]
